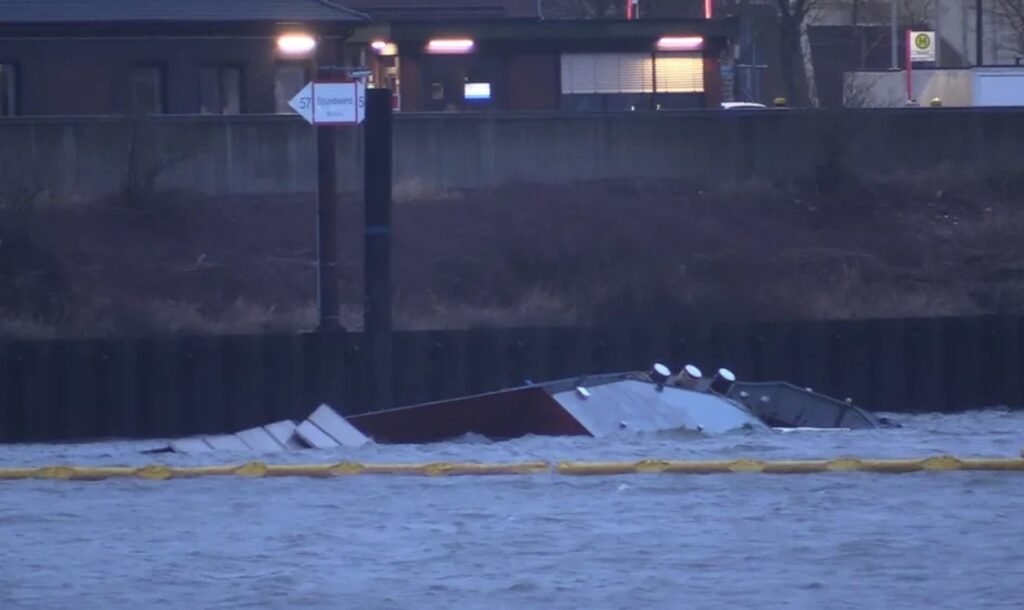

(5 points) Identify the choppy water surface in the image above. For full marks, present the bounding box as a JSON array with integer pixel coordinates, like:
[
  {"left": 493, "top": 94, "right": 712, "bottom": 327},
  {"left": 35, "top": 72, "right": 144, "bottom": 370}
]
[{"left": 2, "top": 409, "right": 1024, "bottom": 610}]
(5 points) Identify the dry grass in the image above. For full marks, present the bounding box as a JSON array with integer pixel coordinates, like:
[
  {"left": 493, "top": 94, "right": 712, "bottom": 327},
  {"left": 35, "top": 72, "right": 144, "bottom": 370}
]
[
  {"left": 391, "top": 178, "right": 466, "bottom": 205},
  {"left": 395, "top": 287, "right": 580, "bottom": 330},
  {"left": 2, "top": 167, "right": 1023, "bottom": 338}
]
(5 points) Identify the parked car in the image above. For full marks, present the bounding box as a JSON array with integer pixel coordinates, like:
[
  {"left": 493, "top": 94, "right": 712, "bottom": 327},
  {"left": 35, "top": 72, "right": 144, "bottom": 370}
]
[{"left": 721, "top": 101, "right": 768, "bottom": 109}]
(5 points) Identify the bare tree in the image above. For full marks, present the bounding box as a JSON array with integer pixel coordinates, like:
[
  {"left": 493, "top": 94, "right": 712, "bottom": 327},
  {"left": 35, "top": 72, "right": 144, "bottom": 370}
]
[
  {"left": 993, "top": 0, "right": 1024, "bottom": 57},
  {"left": 575, "top": 0, "right": 622, "bottom": 17},
  {"left": 775, "top": 0, "right": 821, "bottom": 106},
  {"left": 640, "top": 0, "right": 705, "bottom": 16},
  {"left": 897, "top": 0, "right": 935, "bottom": 25},
  {"left": 819, "top": 0, "right": 935, "bottom": 27}
]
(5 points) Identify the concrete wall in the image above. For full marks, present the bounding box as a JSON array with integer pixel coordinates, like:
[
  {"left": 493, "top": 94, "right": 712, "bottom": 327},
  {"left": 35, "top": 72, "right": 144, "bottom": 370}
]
[
  {"left": 4, "top": 108, "right": 1024, "bottom": 202},
  {"left": 844, "top": 70, "right": 975, "bottom": 107}
]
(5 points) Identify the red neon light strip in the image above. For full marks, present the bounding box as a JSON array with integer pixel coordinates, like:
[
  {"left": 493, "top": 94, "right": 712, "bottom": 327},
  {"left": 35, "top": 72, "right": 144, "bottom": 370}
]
[
  {"left": 705, "top": 0, "right": 713, "bottom": 18},
  {"left": 626, "top": 0, "right": 633, "bottom": 19}
]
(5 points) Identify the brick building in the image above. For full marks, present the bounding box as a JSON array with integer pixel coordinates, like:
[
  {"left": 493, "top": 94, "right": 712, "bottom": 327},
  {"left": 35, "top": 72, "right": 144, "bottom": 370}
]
[
  {"left": 0, "top": 0, "right": 367, "bottom": 116},
  {"left": 0, "top": 0, "right": 736, "bottom": 116}
]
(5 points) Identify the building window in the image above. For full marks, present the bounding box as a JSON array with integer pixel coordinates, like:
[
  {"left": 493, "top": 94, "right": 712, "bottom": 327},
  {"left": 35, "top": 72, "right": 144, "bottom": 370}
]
[
  {"left": 654, "top": 53, "right": 704, "bottom": 93},
  {"left": 560, "top": 53, "right": 654, "bottom": 94},
  {"left": 274, "top": 63, "right": 308, "bottom": 113},
  {"left": 0, "top": 63, "right": 15, "bottom": 116},
  {"left": 559, "top": 52, "right": 704, "bottom": 94},
  {"left": 130, "top": 65, "right": 165, "bottom": 114},
  {"left": 199, "top": 65, "right": 242, "bottom": 114}
]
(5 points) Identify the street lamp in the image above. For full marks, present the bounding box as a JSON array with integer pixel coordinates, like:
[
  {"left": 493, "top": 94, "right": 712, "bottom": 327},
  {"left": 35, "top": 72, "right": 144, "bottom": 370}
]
[
  {"left": 656, "top": 36, "right": 704, "bottom": 50},
  {"left": 425, "top": 39, "right": 475, "bottom": 53},
  {"left": 277, "top": 32, "right": 317, "bottom": 56}
]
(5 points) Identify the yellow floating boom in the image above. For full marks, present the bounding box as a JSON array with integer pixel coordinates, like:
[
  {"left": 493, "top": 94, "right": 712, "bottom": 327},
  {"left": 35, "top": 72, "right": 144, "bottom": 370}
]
[{"left": 1, "top": 454, "right": 1023, "bottom": 482}]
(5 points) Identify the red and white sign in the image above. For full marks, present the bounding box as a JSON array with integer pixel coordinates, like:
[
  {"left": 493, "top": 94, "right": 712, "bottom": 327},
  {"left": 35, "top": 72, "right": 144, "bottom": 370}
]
[{"left": 288, "top": 80, "right": 366, "bottom": 125}]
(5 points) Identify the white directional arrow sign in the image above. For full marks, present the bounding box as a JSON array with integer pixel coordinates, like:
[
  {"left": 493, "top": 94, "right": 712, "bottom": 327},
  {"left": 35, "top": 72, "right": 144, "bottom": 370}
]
[
  {"left": 288, "top": 80, "right": 366, "bottom": 125},
  {"left": 288, "top": 81, "right": 314, "bottom": 123}
]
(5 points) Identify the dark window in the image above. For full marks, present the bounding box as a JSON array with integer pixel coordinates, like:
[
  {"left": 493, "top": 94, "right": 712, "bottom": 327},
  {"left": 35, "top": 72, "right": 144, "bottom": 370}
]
[
  {"left": 274, "top": 63, "right": 308, "bottom": 113},
  {"left": 199, "top": 65, "right": 242, "bottom": 114},
  {"left": 420, "top": 54, "right": 503, "bottom": 112},
  {"left": 0, "top": 63, "right": 16, "bottom": 116},
  {"left": 131, "top": 65, "right": 165, "bottom": 115}
]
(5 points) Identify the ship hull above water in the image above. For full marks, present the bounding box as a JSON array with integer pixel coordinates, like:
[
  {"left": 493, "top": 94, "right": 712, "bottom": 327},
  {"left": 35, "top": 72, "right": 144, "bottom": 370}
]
[
  {"left": 147, "top": 371, "right": 895, "bottom": 454},
  {"left": 347, "top": 373, "right": 769, "bottom": 444}
]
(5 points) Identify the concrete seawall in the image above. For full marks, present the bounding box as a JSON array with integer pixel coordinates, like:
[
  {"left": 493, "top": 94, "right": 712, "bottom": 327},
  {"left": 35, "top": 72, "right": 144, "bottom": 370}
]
[{"left": 2, "top": 108, "right": 1024, "bottom": 202}]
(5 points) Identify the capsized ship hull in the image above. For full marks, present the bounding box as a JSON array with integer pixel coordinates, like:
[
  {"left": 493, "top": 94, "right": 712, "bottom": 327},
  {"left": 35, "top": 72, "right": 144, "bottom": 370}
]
[
  {"left": 148, "top": 363, "right": 896, "bottom": 455},
  {"left": 347, "top": 372, "right": 770, "bottom": 444}
]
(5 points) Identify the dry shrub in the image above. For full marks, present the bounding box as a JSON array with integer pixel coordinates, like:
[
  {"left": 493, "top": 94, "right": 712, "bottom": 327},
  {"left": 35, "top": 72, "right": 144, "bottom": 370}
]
[
  {"left": 2, "top": 166, "right": 1023, "bottom": 337},
  {"left": 0, "top": 315, "right": 58, "bottom": 339},
  {"left": 395, "top": 287, "right": 579, "bottom": 330},
  {"left": 392, "top": 179, "right": 465, "bottom": 205}
]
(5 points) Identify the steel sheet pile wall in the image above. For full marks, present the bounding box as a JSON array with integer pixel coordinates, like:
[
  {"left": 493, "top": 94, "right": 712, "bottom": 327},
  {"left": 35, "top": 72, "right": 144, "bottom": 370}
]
[{"left": 1, "top": 315, "right": 1021, "bottom": 443}]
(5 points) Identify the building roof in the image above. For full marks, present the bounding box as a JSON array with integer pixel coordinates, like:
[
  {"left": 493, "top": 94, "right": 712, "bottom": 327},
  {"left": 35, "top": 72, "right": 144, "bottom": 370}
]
[
  {"left": 0, "top": 0, "right": 369, "bottom": 23},
  {"left": 339, "top": 0, "right": 704, "bottom": 21},
  {"left": 538, "top": 0, "right": 706, "bottom": 19},
  {"left": 389, "top": 17, "right": 737, "bottom": 41},
  {"left": 346, "top": 0, "right": 537, "bottom": 20}
]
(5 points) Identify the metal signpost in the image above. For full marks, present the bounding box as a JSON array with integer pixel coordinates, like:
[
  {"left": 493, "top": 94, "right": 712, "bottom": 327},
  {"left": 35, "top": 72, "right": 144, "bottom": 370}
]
[
  {"left": 288, "top": 74, "right": 367, "bottom": 332},
  {"left": 906, "top": 30, "right": 936, "bottom": 103},
  {"left": 289, "top": 73, "right": 394, "bottom": 410}
]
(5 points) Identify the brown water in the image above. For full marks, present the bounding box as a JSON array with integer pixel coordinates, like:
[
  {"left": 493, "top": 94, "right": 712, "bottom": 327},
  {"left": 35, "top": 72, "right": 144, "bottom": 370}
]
[{"left": 2, "top": 410, "right": 1023, "bottom": 610}]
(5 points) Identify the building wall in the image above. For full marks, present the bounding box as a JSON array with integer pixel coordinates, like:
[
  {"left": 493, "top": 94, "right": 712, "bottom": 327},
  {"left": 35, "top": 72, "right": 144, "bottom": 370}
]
[
  {"left": 0, "top": 36, "right": 727, "bottom": 115},
  {"left": 396, "top": 49, "right": 715, "bottom": 111},
  {"left": 3, "top": 109, "right": 1024, "bottom": 202},
  {"left": 810, "top": 0, "right": 1023, "bottom": 68},
  {"left": 415, "top": 52, "right": 509, "bottom": 111},
  {"left": 507, "top": 54, "right": 560, "bottom": 111},
  {"left": 703, "top": 56, "right": 723, "bottom": 107},
  {"left": 934, "top": 0, "right": 1022, "bottom": 66},
  {"left": 397, "top": 55, "right": 424, "bottom": 111},
  {"left": 0, "top": 37, "right": 341, "bottom": 116}
]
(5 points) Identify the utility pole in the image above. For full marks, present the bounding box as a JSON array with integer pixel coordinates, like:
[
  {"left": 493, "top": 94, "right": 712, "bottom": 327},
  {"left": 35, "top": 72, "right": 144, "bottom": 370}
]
[
  {"left": 890, "top": 0, "right": 898, "bottom": 69},
  {"left": 976, "top": 0, "right": 984, "bottom": 65}
]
